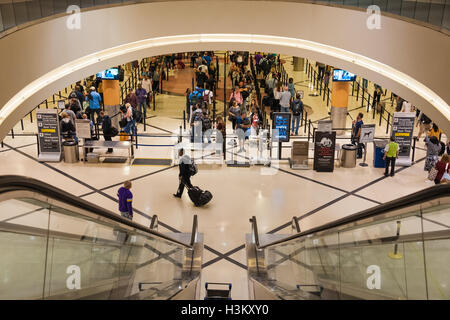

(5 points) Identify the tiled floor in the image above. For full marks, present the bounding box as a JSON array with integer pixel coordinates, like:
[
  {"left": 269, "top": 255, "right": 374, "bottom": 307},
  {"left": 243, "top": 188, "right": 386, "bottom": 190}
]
[{"left": 0, "top": 53, "right": 441, "bottom": 300}]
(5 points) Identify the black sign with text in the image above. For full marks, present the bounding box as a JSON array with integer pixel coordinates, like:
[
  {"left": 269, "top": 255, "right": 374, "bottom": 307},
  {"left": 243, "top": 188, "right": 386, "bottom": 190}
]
[
  {"left": 37, "top": 110, "right": 61, "bottom": 153},
  {"left": 313, "top": 131, "right": 336, "bottom": 172},
  {"left": 272, "top": 112, "right": 291, "bottom": 142},
  {"left": 392, "top": 113, "right": 415, "bottom": 158}
]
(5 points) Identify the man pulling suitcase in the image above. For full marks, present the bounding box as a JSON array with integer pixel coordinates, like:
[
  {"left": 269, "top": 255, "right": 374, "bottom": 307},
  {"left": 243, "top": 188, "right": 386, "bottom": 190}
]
[{"left": 173, "top": 149, "right": 212, "bottom": 206}]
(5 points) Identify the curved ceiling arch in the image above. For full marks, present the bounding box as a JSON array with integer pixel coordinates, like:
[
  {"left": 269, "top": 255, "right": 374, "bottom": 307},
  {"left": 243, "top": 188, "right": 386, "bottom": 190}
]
[{"left": 0, "top": 1, "right": 449, "bottom": 138}]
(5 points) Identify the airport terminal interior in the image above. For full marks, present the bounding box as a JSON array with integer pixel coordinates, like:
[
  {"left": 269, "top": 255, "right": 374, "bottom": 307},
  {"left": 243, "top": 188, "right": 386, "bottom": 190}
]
[{"left": 0, "top": 0, "right": 449, "bottom": 301}]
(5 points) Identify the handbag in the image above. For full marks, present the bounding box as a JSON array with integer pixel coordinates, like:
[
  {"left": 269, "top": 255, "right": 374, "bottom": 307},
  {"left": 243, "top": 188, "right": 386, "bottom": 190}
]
[
  {"left": 428, "top": 166, "right": 439, "bottom": 181},
  {"left": 119, "top": 118, "right": 127, "bottom": 128}
]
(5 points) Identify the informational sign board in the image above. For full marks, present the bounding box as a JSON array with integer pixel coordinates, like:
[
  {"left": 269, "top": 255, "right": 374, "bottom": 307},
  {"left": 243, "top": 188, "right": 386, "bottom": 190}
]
[
  {"left": 313, "top": 131, "right": 336, "bottom": 172},
  {"left": 37, "top": 109, "right": 62, "bottom": 162},
  {"left": 291, "top": 141, "right": 309, "bottom": 169},
  {"left": 75, "top": 119, "right": 92, "bottom": 139},
  {"left": 57, "top": 100, "right": 66, "bottom": 109},
  {"left": 392, "top": 112, "right": 415, "bottom": 166},
  {"left": 359, "top": 124, "right": 376, "bottom": 144},
  {"left": 317, "top": 120, "right": 332, "bottom": 132},
  {"left": 272, "top": 112, "right": 291, "bottom": 142}
]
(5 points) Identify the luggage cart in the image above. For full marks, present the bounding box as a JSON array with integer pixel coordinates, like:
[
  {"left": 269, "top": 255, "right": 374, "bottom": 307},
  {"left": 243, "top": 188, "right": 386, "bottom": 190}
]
[{"left": 204, "top": 282, "right": 232, "bottom": 300}]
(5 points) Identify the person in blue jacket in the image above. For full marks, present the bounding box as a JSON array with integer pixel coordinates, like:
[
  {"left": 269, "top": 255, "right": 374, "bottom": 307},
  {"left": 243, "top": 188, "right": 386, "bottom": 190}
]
[{"left": 86, "top": 86, "right": 102, "bottom": 123}]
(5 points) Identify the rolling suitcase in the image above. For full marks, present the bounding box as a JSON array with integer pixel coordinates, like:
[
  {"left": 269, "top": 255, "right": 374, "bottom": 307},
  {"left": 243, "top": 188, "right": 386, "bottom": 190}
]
[{"left": 188, "top": 186, "right": 213, "bottom": 207}]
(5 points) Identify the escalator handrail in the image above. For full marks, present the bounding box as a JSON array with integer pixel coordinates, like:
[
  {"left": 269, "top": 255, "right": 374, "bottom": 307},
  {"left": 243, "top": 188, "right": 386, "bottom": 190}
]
[
  {"left": 257, "top": 184, "right": 450, "bottom": 249},
  {"left": 0, "top": 175, "right": 192, "bottom": 249}
]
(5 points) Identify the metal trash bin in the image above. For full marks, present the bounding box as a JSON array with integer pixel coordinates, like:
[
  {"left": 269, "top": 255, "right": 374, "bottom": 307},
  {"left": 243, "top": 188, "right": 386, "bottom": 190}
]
[
  {"left": 374, "top": 140, "right": 388, "bottom": 168},
  {"left": 63, "top": 140, "right": 79, "bottom": 163},
  {"left": 340, "top": 144, "right": 357, "bottom": 168}
]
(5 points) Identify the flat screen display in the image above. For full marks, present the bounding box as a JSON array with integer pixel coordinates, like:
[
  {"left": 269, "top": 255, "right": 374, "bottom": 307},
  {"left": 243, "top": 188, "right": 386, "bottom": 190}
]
[
  {"left": 332, "top": 69, "right": 356, "bottom": 82},
  {"left": 272, "top": 112, "right": 291, "bottom": 142},
  {"left": 96, "top": 68, "right": 119, "bottom": 80}
]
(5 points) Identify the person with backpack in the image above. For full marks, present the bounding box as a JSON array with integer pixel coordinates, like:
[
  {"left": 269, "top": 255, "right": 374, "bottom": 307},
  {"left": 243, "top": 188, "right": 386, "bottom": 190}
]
[
  {"left": 291, "top": 93, "right": 304, "bottom": 136},
  {"left": 202, "top": 84, "right": 213, "bottom": 110},
  {"left": 279, "top": 86, "right": 292, "bottom": 113},
  {"left": 383, "top": 136, "right": 399, "bottom": 177},
  {"left": 433, "top": 154, "right": 450, "bottom": 185},
  {"left": 173, "top": 148, "right": 194, "bottom": 198},
  {"left": 99, "top": 111, "right": 117, "bottom": 153},
  {"left": 352, "top": 113, "right": 364, "bottom": 159},
  {"left": 228, "top": 100, "right": 241, "bottom": 132}
]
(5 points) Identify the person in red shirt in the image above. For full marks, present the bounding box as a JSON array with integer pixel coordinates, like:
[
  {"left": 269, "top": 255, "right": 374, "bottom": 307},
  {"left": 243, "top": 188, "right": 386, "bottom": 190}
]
[{"left": 434, "top": 154, "right": 450, "bottom": 184}]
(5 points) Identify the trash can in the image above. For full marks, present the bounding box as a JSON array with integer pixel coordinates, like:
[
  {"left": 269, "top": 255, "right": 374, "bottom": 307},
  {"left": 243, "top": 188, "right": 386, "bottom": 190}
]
[
  {"left": 340, "top": 144, "right": 357, "bottom": 168},
  {"left": 374, "top": 140, "right": 388, "bottom": 168},
  {"left": 63, "top": 140, "right": 79, "bottom": 163}
]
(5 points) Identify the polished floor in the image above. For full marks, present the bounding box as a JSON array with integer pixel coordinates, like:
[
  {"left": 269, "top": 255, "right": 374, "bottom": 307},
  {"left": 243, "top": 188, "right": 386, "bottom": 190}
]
[{"left": 0, "top": 54, "right": 443, "bottom": 299}]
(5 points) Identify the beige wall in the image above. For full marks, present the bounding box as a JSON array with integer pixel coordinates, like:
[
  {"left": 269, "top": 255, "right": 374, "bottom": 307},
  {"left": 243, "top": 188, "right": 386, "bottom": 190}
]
[{"left": 0, "top": 1, "right": 449, "bottom": 139}]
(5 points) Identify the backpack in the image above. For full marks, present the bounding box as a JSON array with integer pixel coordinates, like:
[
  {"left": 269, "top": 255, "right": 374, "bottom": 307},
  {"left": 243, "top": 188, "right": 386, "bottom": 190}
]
[
  {"left": 132, "top": 108, "right": 143, "bottom": 123},
  {"left": 203, "top": 90, "right": 210, "bottom": 104},
  {"left": 190, "top": 92, "right": 200, "bottom": 105},
  {"left": 202, "top": 117, "right": 212, "bottom": 131},
  {"left": 189, "top": 162, "right": 198, "bottom": 176}
]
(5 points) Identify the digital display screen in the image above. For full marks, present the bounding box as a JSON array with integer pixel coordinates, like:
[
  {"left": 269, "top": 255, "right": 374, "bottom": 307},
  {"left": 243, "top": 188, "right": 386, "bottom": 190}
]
[
  {"left": 272, "top": 112, "right": 291, "bottom": 142},
  {"left": 96, "top": 68, "right": 119, "bottom": 80},
  {"left": 332, "top": 69, "right": 356, "bottom": 82}
]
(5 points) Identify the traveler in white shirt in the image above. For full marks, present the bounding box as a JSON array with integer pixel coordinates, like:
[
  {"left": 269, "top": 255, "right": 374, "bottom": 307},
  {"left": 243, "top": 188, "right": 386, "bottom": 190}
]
[
  {"left": 279, "top": 87, "right": 292, "bottom": 113},
  {"left": 141, "top": 76, "right": 153, "bottom": 107},
  {"left": 401, "top": 100, "right": 413, "bottom": 112}
]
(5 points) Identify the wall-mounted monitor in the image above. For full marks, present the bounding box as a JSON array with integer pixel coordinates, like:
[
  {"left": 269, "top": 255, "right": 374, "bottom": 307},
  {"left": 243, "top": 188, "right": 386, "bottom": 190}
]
[
  {"left": 332, "top": 69, "right": 356, "bottom": 82},
  {"left": 96, "top": 68, "right": 119, "bottom": 80}
]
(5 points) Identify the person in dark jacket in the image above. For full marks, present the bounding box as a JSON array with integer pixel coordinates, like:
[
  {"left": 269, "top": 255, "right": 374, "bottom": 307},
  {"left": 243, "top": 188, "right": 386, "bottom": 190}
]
[
  {"left": 60, "top": 112, "right": 77, "bottom": 142},
  {"left": 173, "top": 149, "right": 194, "bottom": 198},
  {"left": 117, "top": 181, "right": 133, "bottom": 220},
  {"left": 99, "top": 111, "right": 114, "bottom": 153}
]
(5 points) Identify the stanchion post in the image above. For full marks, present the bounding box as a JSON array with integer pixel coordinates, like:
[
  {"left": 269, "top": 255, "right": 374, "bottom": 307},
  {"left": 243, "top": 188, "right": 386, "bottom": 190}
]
[
  {"left": 183, "top": 110, "right": 186, "bottom": 130},
  {"left": 304, "top": 112, "right": 308, "bottom": 133},
  {"left": 386, "top": 113, "right": 390, "bottom": 134}
]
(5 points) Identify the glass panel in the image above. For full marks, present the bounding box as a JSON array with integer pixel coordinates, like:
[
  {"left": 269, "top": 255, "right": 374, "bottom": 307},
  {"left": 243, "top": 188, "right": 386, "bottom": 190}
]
[
  {"left": 421, "top": 203, "right": 450, "bottom": 300},
  {"left": 414, "top": 0, "right": 431, "bottom": 22},
  {"left": 42, "top": 200, "right": 188, "bottom": 299},
  {"left": 373, "top": 0, "right": 388, "bottom": 11},
  {"left": 26, "top": 0, "right": 43, "bottom": 22},
  {"left": 401, "top": 0, "right": 416, "bottom": 18},
  {"left": 359, "top": 0, "right": 374, "bottom": 9},
  {"left": 0, "top": 3, "right": 16, "bottom": 30},
  {"left": 387, "top": 0, "right": 403, "bottom": 15},
  {"left": 39, "top": 0, "right": 54, "bottom": 18},
  {"left": 12, "top": 1, "right": 28, "bottom": 26},
  {"left": 80, "top": 0, "right": 95, "bottom": 8},
  {"left": 52, "top": 0, "right": 68, "bottom": 14},
  {"left": 0, "top": 198, "right": 51, "bottom": 299},
  {"left": 344, "top": 0, "right": 359, "bottom": 6},
  {"left": 443, "top": 0, "right": 450, "bottom": 29},
  {"left": 0, "top": 7, "right": 3, "bottom": 32},
  {"left": 428, "top": 0, "right": 445, "bottom": 26}
]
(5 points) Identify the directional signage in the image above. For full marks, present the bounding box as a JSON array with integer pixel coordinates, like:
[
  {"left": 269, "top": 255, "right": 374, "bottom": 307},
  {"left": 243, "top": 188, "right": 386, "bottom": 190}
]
[
  {"left": 359, "top": 124, "right": 376, "bottom": 144},
  {"left": 392, "top": 112, "right": 415, "bottom": 166},
  {"left": 313, "top": 131, "right": 336, "bottom": 172},
  {"left": 37, "top": 109, "right": 62, "bottom": 162}
]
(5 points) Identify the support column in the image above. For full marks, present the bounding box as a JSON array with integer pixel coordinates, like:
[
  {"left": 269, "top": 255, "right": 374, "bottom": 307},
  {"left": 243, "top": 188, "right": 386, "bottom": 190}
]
[
  {"left": 293, "top": 57, "right": 304, "bottom": 72},
  {"left": 103, "top": 79, "right": 121, "bottom": 129},
  {"left": 330, "top": 81, "right": 350, "bottom": 135}
]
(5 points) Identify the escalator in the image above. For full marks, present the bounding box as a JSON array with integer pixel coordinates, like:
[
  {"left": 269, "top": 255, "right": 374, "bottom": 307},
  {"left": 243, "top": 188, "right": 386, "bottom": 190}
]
[
  {"left": 0, "top": 176, "right": 202, "bottom": 300},
  {"left": 246, "top": 184, "right": 450, "bottom": 300}
]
